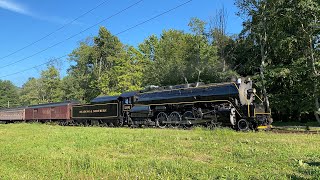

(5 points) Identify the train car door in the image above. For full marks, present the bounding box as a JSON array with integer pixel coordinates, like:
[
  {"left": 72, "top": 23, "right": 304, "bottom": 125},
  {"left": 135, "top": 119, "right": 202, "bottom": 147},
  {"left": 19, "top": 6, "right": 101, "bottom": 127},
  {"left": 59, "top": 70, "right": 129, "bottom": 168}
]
[
  {"left": 33, "top": 108, "right": 38, "bottom": 120},
  {"left": 122, "top": 97, "right": 133, "bottom": 125},
  {"left": 123, "top": 97, "right": 132, "bottom": 112}
]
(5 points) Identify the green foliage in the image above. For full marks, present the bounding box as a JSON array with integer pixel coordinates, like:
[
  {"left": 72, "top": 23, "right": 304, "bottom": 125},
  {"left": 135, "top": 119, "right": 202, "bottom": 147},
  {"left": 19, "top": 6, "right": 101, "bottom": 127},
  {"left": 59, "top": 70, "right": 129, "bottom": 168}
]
[
  {"left": 67, "top": 27, "right": 145, "bottom": 101},
  {"left": 234, "top": 0, "right": 320, "bottom": 122},
  {"left": 1, "top": 124, "right": 320, "bottom": 179},
  {"left": 39, "top": 65, "right": 63, "bottom": 103},
  {"left": 0, "top": 80, "right": 20, "bottom": 108},
  {"left": 67, "top": 41, "right": 99, "bottom": 102},
  {"left": 20, "top": 65, "right": 64, "bottom": 105},
  {"left": 188, "top": 17, "right": 207, "bottom": 35},
  {"left": 20, "top": 78, "right": 41, "bottom": 105},
  {"left": 139, "top": 21, "right": 236, "bottom": 87}
]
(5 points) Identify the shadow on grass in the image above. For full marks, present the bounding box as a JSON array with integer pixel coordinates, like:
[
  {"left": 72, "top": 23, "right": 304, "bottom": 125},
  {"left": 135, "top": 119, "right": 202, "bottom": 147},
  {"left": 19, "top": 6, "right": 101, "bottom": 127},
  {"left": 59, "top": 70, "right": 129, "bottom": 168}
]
[
  {"left": 272, "top": 121, "right": 320, "bottom": 127},
  {"left": 287, "top": 174, "right": 307, "bottom": 180},
  {"left": 289, "top": 161, "right": 320, "bottom": 179},
  {"left": 306, "top": 161, "right": 320, "bottom": 167}
]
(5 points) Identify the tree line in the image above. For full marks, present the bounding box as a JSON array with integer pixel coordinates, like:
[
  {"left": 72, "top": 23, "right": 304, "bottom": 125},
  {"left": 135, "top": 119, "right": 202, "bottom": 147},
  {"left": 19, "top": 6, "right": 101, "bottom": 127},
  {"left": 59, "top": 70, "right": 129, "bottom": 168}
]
[{"left": 1, "top": 0, "right": 319, "bottom": 123}]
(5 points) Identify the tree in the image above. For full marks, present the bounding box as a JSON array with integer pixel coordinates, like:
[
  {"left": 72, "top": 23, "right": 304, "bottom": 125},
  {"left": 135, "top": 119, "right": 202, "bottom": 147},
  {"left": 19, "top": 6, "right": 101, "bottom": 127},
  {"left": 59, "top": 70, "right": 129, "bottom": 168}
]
[
  {"left": 0, "top": 80, "right": 20, "bottom": 108},
  {"left": 68, "top": 26, "right": 145, "bottom": 100},
  {"left": 210, "top": 7, "right": 229, "bottom": 72},
  {"left": 20, "top": 65, "right": 64, "bottom": 105},
  {"left": 61, "top": 75, "right": 85, "bottom": 102},
  {"left": 291, "top": 0, "right": 320, "bottom": 123},
  {"left": 39, "top": 65, "right": 63, "bottom": 103},
  {"left": 139, "top": 21, "right": 232, "bottom": 87},
  {"left": 97, "top": 46, "right": 145, "bottom": 95},
  {"left": 20, "top": 78, "right": 41, "bottom": 105},
  {"left": 236, "top": 0, "right": 272, "bottom": 114},
  {"left": 235, "top": 0, "right": 320, "bottom": 123},
  {"left": 68, "top": 40, "right": 98, "bottom": 102}
]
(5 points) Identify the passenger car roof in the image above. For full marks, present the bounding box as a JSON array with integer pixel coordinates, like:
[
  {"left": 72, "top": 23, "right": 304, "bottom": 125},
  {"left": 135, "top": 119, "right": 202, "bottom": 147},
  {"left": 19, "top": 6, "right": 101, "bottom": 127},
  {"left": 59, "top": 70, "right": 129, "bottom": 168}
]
[{"left": 27, "top": 101, "right": 79, "bottom": 109}]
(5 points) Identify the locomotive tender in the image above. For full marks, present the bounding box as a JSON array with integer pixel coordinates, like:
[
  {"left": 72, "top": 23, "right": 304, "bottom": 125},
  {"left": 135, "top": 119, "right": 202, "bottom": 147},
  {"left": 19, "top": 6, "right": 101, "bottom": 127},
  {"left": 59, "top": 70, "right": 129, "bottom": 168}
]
[{"left": 0, "top": 78, "right": 272, "bottom": 130}]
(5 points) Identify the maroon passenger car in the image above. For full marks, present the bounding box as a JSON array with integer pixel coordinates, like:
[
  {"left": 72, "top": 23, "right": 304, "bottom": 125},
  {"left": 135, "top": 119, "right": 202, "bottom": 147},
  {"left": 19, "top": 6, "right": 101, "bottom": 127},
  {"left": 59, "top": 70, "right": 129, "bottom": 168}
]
[
  {"left": 25, "top": 101, "right": 77, "bottom": 123},
  {"left": 0, "top": 107, "right": 25, "bottom": 123}
]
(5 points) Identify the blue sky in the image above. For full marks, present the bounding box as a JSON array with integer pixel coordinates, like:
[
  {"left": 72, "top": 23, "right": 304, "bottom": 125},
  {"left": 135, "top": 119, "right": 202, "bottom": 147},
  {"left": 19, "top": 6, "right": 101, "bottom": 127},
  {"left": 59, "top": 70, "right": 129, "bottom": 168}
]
[{"left": 0, "top": 0, "right": 243, "bottom": 87}]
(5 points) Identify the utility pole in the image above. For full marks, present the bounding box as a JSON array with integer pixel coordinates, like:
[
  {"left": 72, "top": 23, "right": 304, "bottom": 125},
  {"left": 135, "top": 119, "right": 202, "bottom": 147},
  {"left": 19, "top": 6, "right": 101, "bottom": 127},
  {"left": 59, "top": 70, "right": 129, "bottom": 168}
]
[{"left": 7, "top": 101, "right": 10, "bottom": 108}]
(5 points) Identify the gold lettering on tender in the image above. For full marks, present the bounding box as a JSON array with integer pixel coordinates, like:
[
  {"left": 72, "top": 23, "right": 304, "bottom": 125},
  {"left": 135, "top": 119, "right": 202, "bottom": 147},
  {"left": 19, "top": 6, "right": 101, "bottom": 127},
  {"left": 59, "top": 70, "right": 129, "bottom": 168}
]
[{"left": 79, "top": 109, "right": 107, "bottom": 114}]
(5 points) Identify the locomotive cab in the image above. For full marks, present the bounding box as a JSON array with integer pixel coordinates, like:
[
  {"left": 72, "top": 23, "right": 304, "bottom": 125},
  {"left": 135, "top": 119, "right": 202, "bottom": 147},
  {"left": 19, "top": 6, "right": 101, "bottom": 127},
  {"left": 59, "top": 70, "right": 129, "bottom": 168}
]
[{"left": 119, "top": 91, "right": 138, "bottom": 126}]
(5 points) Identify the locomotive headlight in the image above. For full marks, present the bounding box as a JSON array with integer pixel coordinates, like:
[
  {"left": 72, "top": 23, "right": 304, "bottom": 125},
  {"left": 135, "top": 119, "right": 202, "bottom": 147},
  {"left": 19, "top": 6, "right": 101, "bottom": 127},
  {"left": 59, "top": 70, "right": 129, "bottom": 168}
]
[
  {"left": 253, "top": 88, "right": 256, "bottom": 94},
  {"left": 237, "top": 78, "right": 242, "bottom": 84}
]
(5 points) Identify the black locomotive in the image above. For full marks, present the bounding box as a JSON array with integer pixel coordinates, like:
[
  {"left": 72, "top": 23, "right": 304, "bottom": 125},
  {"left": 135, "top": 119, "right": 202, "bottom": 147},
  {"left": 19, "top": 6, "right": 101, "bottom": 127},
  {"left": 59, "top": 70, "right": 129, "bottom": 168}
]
[{"left": 71, "top": 78, "right": 272, "bottom": 130}]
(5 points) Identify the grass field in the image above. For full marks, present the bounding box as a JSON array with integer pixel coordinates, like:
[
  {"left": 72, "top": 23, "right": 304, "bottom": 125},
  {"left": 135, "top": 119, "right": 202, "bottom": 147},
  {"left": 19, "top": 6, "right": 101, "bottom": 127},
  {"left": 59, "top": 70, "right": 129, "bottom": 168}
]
[{"left": 0, "top": 124, "right": 320, "bottom": 179}]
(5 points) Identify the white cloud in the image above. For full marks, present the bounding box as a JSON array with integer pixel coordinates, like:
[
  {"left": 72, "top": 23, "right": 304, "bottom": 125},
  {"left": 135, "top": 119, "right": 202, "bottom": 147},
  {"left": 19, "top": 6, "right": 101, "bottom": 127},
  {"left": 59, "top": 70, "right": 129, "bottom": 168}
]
[
  {"left": 0, "top": 0, "right": 32, "bottom": 15},
  {"left": 0, "top": 0, "right": 81, "bottom": 25}
]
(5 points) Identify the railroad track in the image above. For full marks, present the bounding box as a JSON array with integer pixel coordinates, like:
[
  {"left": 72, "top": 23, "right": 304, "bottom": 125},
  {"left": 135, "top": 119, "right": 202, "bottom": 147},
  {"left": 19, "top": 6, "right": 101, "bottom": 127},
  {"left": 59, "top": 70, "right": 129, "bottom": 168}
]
[{"left": 270, "top": 127, "right": 320, "bottom": 134}]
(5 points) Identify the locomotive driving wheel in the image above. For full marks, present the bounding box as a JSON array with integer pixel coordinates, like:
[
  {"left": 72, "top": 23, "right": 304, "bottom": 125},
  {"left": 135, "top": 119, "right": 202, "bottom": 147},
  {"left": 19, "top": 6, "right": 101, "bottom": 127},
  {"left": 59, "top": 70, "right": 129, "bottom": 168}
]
[
  {"left": 169, "top": 111, "right": 182, "bottom": 127},
  {"left": 156, "top": 112, "right": 168, "bottom": 128},
  {"left": 182, "top": 111, "right": 194, "bottom": 120},
  {"left": 181, "top": 111, "right": 194, "bottom": 128},
  {"left": 237, "top": 119, "right": 249, "bottom": 131},
  {"left": 192, "top": 107, "right": 203, "bottom": 119},
  {"left": 117, "top": 118, "right": 124, "bottom": 127}
]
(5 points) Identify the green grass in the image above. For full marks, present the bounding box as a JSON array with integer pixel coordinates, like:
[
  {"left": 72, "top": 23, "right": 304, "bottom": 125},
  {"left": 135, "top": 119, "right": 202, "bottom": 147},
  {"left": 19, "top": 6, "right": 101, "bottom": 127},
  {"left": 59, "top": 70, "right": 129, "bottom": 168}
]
[{"left": 0, "top": 124, "right": 320, "bottom": 179}]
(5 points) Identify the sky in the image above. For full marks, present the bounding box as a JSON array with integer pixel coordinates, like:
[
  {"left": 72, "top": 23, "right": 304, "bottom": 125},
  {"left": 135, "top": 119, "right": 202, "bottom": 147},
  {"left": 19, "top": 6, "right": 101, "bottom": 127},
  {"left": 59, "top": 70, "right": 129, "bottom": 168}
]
[{"left": 0, "top": 0, "right": 244, "bottom": 87}]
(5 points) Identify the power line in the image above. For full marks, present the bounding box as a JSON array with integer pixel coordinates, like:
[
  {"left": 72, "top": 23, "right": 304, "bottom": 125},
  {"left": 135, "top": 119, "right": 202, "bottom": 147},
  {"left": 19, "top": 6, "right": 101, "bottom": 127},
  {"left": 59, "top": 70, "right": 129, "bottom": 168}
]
[
  {"left": 0, "top": 0, "right": 193, "bottom": 79},
  {"left": 0, "top": 55, "right": 68, "bottom": 78},
  {"left": 0, "top": 0, "right": 111, "bottom": 61},
  {"left": 115, "top": 0, "right": 192, "bottom": 35},
  {"left": 0, "top": 0, "right": 143, "bottom": 70}
]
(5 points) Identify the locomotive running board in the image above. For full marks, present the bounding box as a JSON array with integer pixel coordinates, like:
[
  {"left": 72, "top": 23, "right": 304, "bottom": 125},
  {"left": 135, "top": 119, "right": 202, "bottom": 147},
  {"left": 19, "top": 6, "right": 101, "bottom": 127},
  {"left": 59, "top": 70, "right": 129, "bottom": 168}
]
[{"left": 163, "top": 119, "right": 214, "bottom": 125}]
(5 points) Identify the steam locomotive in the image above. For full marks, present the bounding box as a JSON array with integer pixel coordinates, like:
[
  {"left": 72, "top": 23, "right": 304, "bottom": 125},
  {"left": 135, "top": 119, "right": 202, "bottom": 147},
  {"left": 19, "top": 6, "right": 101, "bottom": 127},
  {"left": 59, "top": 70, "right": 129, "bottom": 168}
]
[{"left": 0, "top": 78, "right": 272, "bottom": 130}]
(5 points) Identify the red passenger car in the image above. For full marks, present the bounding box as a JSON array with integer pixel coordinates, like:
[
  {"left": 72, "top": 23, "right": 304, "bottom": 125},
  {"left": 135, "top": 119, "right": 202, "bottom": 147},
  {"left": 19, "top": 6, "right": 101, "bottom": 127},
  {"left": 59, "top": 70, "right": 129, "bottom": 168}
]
[
  {"left": 0, "top": 107, "right": 25, "bottom": 123},
  {"left": 25, "top": 101, "right": 77, "bottom": 123}
]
